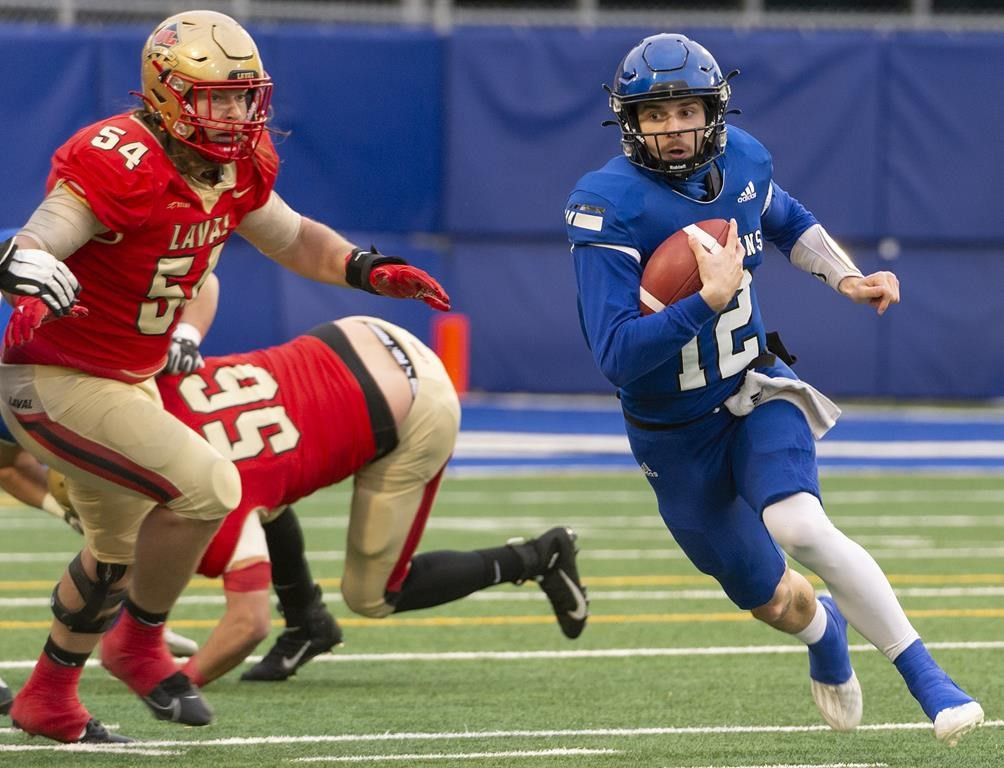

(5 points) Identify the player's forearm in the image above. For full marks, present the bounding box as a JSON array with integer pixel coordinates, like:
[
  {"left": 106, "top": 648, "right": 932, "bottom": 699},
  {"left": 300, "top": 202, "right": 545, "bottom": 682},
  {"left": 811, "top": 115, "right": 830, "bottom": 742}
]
[
  {"left": 179, "top": 272, "right": 220, "bottom": 338},
  {"left": 596, "top": 294, "right": 716, "bottom": 387},
  {"left": 183, "top": 590, "right": 271, "bottom": 687},
  {"left": 789, "top": 224, "right": 863, "bottom": 292},
  {"left": 267, "top": 216, "right": 354, "bottom": 287},
  {"left": 577, "top": 247, "right": 715, "bottom": 386}
]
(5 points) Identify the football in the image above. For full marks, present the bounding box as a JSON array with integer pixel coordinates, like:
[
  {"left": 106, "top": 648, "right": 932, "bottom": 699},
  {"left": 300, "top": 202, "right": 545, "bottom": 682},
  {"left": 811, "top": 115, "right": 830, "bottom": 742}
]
[{"left": 640, "top": 218, "right": 730, "bottom": 315}]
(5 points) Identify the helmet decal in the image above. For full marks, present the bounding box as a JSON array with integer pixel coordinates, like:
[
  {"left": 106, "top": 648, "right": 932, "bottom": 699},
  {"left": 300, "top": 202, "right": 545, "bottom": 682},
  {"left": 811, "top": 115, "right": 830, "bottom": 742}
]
[{"left": 152, "top": 23, "right": 179, "bottom": 49}]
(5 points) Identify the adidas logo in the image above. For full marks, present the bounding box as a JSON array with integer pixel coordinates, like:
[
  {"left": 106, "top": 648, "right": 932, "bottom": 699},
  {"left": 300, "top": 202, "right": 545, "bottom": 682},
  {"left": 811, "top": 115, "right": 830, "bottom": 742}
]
[
  {"left": 640, "top": 462, "right": 659, "bottom": 478},
  {"left": 737, "top": 181, "right": 757, "bottom": 203}
]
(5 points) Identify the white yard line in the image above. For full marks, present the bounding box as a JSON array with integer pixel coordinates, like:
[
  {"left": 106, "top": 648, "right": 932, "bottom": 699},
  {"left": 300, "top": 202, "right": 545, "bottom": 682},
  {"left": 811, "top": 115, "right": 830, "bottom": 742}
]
[
  {"left": 368, "top": 489, "right": 1004, "bottom": 507},
  {"left": 0, "top": 741, "right": 180, "bottom": 756},
  {"left": 582, "top": 546, "right": 1004, "bottom": 560},
  {"left": 5, "top": 584, "right": 1004, "bottom": 609},
  {"left": 2, "top": 640, "right": 1002, "bottom": 671},
  {"left": 253, "top": 641, "right": 1004, "bottom": 664},
  {"left": 291, "top": 748, "right": 621, "bottom": 762},
  {"left": 688, "top": 764, "right": 887, "bottom": 768},
  {"left": 4, "top": 546, "right": 1004, "bottom": 564},
  {"left": 454, "top": 432, "right": 1004, "bottom": 459},
  {"left": 2, "top": 721, "right": 997, "bottom": 750}
]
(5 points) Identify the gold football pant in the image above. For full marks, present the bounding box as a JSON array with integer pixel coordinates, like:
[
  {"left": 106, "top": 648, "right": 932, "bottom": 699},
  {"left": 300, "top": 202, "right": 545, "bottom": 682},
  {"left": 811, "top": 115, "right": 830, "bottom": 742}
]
[
  {"left": 336, "top": 317, "right": 460, "bottom": 618},
  {"left": 0, "top": 364, "right": 240, "bottom": 563}
]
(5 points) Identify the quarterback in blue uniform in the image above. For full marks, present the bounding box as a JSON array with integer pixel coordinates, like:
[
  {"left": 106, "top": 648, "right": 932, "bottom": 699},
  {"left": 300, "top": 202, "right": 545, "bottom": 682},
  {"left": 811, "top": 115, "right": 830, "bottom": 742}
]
[{"left": 567, "top": 33, "right": 983, "bottom": 746}]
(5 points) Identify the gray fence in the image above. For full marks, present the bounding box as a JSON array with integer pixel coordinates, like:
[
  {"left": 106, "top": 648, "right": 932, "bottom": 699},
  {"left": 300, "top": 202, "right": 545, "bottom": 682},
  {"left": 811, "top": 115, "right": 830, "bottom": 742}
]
[{"left": 3, "top": 0, "right": 1004, "bottom": 30}]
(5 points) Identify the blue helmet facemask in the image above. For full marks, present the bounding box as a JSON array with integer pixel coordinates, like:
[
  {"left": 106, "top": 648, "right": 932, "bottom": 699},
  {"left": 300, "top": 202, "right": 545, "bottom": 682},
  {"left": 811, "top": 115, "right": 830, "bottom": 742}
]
[{"left": 606, "top": 33, "right": 738, "bottom": 180}]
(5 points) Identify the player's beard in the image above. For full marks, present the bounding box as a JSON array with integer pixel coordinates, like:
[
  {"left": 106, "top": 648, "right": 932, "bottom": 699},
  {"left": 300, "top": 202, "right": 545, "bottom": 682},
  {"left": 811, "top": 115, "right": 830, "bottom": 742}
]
[{"left": 165, "top": 133, "right": 228, "bottom": 182}]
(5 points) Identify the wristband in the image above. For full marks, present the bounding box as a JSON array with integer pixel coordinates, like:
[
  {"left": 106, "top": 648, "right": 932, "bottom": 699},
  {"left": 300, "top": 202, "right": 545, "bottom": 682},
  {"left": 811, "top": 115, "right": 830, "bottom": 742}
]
[
  {"left": 0, "top": 238, "right": 16, "bottom": 274},
  {"left": 344, "top": 246, "right": 407, "bottom": 294},
  {"left": 172, "top": 321, "right": 203, "bottom": 345}
]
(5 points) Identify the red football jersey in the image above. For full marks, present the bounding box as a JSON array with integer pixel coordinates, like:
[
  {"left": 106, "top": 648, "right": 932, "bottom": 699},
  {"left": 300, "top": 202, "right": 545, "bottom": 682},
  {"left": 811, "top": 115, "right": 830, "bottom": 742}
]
[
  {"left": 5, "top": 112, "right": 279, "bottom": 380},
  {"left": 156, "top": 334, "right": 379, "bottom": 577}
]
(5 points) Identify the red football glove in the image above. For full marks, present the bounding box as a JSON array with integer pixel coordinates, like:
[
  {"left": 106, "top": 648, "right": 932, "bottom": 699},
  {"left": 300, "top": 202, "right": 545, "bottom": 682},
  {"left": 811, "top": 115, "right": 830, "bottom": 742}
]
[
  {"left": 4, "top": 295, "right": 88, "bottom": 349},
  {"left": 369, "top": 264, "right": 451, "bottom": 312},
  {"left": 345, "top": 247, "right": 451, "bottom": 312}
]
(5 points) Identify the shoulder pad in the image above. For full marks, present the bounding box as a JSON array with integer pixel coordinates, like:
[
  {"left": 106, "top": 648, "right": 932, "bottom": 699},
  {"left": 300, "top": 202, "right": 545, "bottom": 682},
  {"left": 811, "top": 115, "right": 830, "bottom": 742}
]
[
  {"left": 49, "top": 115, "right": 169, "bottom": 231},
  {"left": 724, "top": 125, "right": 773, "bottom": 174},
  {"left": 566, "top": 165, "right": 645, "bottom": 249}
]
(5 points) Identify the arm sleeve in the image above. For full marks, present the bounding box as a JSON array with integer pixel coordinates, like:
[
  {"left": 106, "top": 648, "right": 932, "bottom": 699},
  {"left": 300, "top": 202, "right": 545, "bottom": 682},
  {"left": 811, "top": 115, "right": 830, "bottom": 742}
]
[
  {"left": 788, "top": 223, "right": 863, "bottom": 291},
  {"left": 760, "top": 180, "right": 818, "bottom": 259},
  {"left": 19, "top": 183, "right": 106, "bottom": 260},
  {"left": 236, "top": 191, "right": 302, "bottom": 256},
  {"left": 573, "top": 242, "right": 716, "bottom": 388}
]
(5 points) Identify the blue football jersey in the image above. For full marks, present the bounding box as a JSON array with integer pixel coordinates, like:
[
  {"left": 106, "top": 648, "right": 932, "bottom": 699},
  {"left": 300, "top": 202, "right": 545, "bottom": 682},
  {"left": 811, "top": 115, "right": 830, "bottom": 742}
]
[{"left": 566, "top": 126, "right": 817, "bottom": 423}]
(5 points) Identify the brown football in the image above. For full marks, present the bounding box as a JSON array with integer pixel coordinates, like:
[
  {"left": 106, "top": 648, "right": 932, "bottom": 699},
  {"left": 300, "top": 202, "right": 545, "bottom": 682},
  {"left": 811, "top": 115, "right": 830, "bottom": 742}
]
[{"left": 640, "top": 219, "right": 730, "bottom": 315}]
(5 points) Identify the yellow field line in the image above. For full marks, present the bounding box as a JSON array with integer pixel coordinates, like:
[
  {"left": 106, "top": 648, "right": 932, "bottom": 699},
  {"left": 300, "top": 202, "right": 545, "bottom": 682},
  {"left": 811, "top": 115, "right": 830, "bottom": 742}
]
[
  {"left": 3, "top": 607, "right": 1004, "bottom": 631},
  {"left": 4, "top": 573, "right": 1004, "bottom": 591}
]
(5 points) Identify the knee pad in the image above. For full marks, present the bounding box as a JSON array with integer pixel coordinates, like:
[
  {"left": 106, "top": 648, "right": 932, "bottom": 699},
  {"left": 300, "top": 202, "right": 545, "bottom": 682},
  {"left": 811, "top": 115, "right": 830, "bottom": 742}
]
[
  {"left": 340, "top": 579, "right": 393, "bottom": 619},
  {"left": 763, "top": 493, "right": 840, "bottom": 561},
  {"left": 212, "top": 458, "right": 243, "bottom": 515},
  {"left": 168, "top": 458, "right": 241, "bottom": 522},
  {"left": 51, "top": 553, "right": 128, "bottom": 633}
]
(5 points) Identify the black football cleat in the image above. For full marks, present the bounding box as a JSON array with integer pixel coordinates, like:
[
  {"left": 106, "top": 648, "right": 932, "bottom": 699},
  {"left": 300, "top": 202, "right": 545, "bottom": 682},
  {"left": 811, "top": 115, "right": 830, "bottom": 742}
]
[
  {"left": 0, "top": 676, "right": 12, "bottom": 716},
  {"left": 241, "top": 586, "right": 343, "bottom": 682},
  {"left": 10, "top": 716, "right": 133, "bottom": 744},
  {"left": 510, "top": 527, "right": 589, "bottom": 639},
  {"left": 141, "top": 672, "right": 213, "bottom": 725},
  {"left": 78, "top": 718, "right": 134, "bottom": 744}
]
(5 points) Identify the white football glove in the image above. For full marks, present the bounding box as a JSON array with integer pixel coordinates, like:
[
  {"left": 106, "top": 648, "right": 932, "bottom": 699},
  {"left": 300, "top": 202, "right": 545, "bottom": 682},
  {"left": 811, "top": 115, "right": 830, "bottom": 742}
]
[
  {"left": 165, "top": 322, "right": 205, "bottom": 375},
  {"left": 0, "top": 238, "right": 80, "bottom": 316}
]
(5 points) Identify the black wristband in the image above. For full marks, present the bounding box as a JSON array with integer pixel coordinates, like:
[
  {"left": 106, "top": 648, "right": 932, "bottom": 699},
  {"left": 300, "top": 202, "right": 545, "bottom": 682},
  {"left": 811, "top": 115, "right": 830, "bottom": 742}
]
[
  {"left": 0, "top": 238, "right": 17, "bottom": 275},
  {"left": 345, "top": 246, "right": 407, "bottom": 294}
]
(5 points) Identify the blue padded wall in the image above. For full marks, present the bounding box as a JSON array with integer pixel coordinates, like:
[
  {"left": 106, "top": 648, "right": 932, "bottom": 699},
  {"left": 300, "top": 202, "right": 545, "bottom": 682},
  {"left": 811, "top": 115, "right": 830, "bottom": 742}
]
[{"left": 2, "top": 23, "right": 1001, "bottom": 397}]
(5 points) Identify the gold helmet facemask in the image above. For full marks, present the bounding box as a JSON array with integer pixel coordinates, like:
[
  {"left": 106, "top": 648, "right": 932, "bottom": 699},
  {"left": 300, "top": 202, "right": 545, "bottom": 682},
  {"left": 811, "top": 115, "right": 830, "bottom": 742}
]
[{"left": 140, "top": 10, "right": 273, "bottom": 163}]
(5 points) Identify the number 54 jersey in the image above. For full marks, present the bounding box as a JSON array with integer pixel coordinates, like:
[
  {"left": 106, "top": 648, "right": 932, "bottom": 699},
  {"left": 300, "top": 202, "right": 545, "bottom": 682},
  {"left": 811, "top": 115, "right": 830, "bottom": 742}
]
[{"left": 5, "top": 112, "right": 278, "bottom": 381}]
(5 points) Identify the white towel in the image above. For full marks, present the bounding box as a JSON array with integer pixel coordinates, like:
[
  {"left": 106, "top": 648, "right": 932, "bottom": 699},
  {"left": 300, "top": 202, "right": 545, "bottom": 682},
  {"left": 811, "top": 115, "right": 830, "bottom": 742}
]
[{"left": 723, "top": 371, "right": 841, "bottom": 439}]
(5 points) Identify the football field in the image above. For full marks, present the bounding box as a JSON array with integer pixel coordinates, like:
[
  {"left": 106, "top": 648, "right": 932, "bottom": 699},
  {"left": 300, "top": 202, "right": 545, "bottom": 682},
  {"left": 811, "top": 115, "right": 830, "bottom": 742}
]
[{"left": 1, "top": 471, "right": 1002, "bottom": 767}]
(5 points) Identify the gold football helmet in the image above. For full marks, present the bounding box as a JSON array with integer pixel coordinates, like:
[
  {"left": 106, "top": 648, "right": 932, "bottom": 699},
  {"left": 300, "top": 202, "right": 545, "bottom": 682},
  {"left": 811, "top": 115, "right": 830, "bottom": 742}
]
[{"left": 140, "top": 10, "right": 273, "bottom": 162}]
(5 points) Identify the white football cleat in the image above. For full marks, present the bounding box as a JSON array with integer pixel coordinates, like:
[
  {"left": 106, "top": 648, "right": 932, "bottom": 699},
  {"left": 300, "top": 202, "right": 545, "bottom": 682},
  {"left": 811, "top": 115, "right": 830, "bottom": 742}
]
[
  {"left": 810, "top": 670, "right": 863, "bottom": 731},
  {"left": 933, "top": 701, "right": 984, "bottom": 747},
  {"left": 165, "top": 627, "right": 199, "bottom": 658}
]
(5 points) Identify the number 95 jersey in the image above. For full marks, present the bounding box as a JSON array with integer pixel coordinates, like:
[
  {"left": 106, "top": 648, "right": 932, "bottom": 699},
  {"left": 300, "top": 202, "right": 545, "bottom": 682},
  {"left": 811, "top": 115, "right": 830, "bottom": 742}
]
[
  {"left": 157, "top": 335, "right": 379, "bottom": 530},
  {"left": 5, "top": 112, "right": 278, "bottom": 381}
]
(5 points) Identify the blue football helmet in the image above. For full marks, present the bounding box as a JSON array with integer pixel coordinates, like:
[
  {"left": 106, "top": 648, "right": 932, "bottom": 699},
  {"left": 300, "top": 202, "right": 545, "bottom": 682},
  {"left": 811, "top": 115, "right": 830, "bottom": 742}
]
[{"left": 608, "top": 34, "right": 734, "bottom": 179}]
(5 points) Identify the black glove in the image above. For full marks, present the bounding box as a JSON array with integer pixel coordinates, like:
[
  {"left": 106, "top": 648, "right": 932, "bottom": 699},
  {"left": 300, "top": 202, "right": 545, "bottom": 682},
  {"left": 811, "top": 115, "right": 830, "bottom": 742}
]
[
  {"left": 164, "top": 322, "right": 205, "bottom": 375},
  {"left": 0, "top": 237, "right": 80, "bottom": 316}
]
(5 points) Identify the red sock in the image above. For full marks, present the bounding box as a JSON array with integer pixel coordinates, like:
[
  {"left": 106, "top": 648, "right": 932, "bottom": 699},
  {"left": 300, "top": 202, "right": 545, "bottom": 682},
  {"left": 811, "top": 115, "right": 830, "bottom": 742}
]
[
  {"left": 101, "top": 609, "right": 176, "bottom": 695},
  {"left": 180, "top": 657, "right": 208, "bottom": 688},
  {"left": 10, "top": 652, "right": 90, "bottom": 742}
]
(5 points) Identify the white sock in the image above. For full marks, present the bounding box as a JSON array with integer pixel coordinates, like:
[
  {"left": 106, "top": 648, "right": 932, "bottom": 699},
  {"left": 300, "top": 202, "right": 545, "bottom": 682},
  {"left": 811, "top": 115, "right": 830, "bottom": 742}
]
[
  {"left": 41, "top": 492, "right": 68, "bottom": 519},
  {"left": 764, "top": 493, "right": 920, "bottom": 660},
  {"left": 794, "top": 597, "right": 827, "bottom": 645}
]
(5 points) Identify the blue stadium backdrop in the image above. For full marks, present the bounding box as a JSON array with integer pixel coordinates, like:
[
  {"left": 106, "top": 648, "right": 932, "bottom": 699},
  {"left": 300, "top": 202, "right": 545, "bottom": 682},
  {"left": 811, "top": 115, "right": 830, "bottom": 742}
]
[{"left": 1, "top": 24, "right": 1002, "bottom": 398}]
